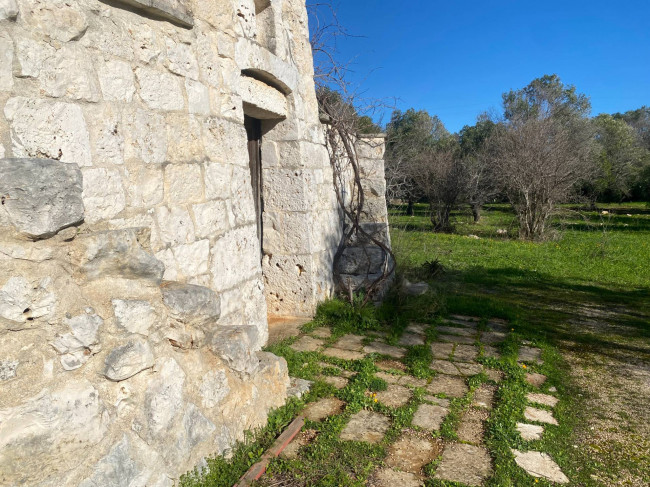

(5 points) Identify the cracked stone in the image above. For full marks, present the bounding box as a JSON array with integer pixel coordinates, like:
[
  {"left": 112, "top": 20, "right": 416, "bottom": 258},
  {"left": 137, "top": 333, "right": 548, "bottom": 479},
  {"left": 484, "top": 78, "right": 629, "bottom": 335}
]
[
  {"left": 385, "top": 432, "right": 443, "bottom": 475},
  {"left": 427, "top": 375, "right": 468, "bottom": 398},
  {"left": 431, "top": 359, "right": 461, "bottom": 376},
  {"left": 453, "top": 344, "right": 479, "bottom": 362}
]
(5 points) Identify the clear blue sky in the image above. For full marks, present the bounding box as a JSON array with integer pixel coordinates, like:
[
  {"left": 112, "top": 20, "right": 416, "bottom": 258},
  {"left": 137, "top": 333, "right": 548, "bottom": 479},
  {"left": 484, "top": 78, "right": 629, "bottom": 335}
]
[{"left": 312, "top": 1, "right": 650, "bottom": 133}]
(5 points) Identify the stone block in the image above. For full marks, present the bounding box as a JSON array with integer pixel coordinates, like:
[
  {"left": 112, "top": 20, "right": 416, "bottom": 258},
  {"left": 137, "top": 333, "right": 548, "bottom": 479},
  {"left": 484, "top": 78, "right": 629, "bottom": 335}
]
[
  {"left": 124, "top": 108, "right": 167, "bottom": 164},
  {"left": 434, "top": 443, "right": 492, "bottom": 486},
  {"left": 524, "top": 406, "right": 558, "bottom": 426},
  {"left": 40, "top": 44, "right": 101, "bottom": 102},
  {"left": 127, "top": 165, "right": 164, "bottom": 208},
  {"left": 240, "top": 76, "right": 288, "bottom": 119},
  {"left": 51, "top": 313, "right": 103, "bottom": 370},
  {"left": 527, "top": 393, "right": 559, "bottom": 408},
  {"left": 202, "top": 117, "right": 248, "bottom": 166},
  {"left": 0, "top": 0, "right": 18, "bottom": 21},
  {"left": 112, "top": 299, "right": 158, "bottom": 336},
  {"left": 337, "top": 246, "right": 387, "bottom": 275},
  {"left": 210, "top": 325, "right": 260, "bottom": 374},
  {"left": 165, "top": 38, "right": 199, "bottom": 79},
  {"left": 82, "top": 167, "right": 126, "bottom": 223},
  {"left": 204, "top": 161, "right": 232, "bottom": 199},
  {"left": 155, "top": 206, "right": 196, "bottom": 246},
  {"left": 210, "top": 226, "right": 260, "bottom": 292},
  {"left": 411, "top": 403, "right": 448, "bottom": 431},
  {"left": 303, "top": 397, "right": 345, "bottom": 422},
  {"left": 512, "top": 450, "right": 569, "bottom": 484},
  {"left": 340, "top": 410, "right": 390, "bottom": 444},
  {"left": 427, "top": 375, "right": 468, "bottom": 398},
  {"left": 372, "top": 469, "right": 421, "bottom": 487},
  {"left": 199, "top": 368, "right": 230, "bottom": 408},
  {"left": 22, "top": 0, "right": 88, "bottom": 42},
  {"left": 375, "top": 384, "right": 411, "bottom": 408},
  {"left": 104, "top": 336, "right": 154, "bottom": 381},
  {"left": 290, "top": 335, "right": 324, "bottom": 352},
  {"left": 165, "top": 163, "right": 203, "bottom": 204},
  {"left": 516, "top": 422, "right": 544, "bottom": 441},
  {"left": 4, "top": 97, "right": 92, "bottom": 166},
  {"left": 0, "top": 158, "right": 84, "bottom": 239},
  {"left": 136, "top": 67, "right": 185, "bottom": 111},
  {"left": 166, "top": 114, "right": 204, "bottom": 163},
  {"left": 0, "top": 381, "right": 109, "bottom": 485},
  {"left": 385, "top": 432, "right": 443, "bottom": 475},
  {"left": 192, "top": 200, "right": 229, "bottom": 239},
  {"left": 78, "top": 228, "right": 165, "bottom": 283},
  {"left": 363, "top": 341, "right": 405, "bottom": 359},
  {"left": 0, "top": 30, "right": 13, "bottom": 91},
  {"left": 186, "top": 79, "right": 210, "bottom": 115},
  {"left": 97, "top": 59, "right": 136, "bottom": 102},
  {"left": 162, "top": 281, "right": 220, "bottom": 326},
  {"left": 0, "top": 276, "right": 56, "bottom": 330}
]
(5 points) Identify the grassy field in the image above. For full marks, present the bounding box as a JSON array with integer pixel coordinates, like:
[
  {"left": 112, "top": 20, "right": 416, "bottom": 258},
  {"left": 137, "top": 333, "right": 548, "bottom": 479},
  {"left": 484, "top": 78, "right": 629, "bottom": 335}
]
[
  {"left": 181, "top": 202, "right": 649, "bottom": 487},
  {"left": 391, "top": 202, "right": 650, "bottom": 486}
]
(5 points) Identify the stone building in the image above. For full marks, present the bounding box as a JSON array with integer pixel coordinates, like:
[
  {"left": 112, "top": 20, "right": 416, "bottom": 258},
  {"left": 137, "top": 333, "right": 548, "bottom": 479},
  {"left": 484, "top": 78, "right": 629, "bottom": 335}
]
[{"left": 0, "top": 0, "right": 390, "bottom": 485}]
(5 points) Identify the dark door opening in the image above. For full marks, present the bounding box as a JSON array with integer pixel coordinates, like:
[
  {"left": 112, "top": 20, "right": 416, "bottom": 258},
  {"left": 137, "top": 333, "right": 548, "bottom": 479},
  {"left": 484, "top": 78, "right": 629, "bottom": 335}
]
[{"left": 245, "top": 116, "right": 263, "bottom": 257}]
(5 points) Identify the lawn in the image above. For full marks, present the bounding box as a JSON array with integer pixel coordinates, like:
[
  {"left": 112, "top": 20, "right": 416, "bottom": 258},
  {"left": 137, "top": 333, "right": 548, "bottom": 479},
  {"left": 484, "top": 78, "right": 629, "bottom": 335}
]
[{"left": 181, "top": 202, "right": 650, "bottom": 487}]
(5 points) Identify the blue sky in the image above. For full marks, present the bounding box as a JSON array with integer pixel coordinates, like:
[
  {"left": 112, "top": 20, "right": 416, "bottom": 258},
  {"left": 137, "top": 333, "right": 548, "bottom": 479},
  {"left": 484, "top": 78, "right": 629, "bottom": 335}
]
[{"left": 311, "top": 1, "right": 650, "bottom": 133}]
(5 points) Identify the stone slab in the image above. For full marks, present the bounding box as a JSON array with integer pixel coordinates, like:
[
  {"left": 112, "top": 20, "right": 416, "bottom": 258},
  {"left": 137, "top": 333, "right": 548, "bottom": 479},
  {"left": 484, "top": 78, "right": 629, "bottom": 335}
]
[
  {"left": 525, "top": 373, "right": 547, "bottom": 387},
  {"left": 372, "top": 468, "right": 422, "bottom": 487},
  {"left": 481, "top": 331, "right": 507, "bottom": 344},
  {"left": 322, "top": 347, "right": 365, "bottom": 361},
  {"left": 431, "top": 342, "right": 454, "bottom": 359},
  {"left": 457, "top": 408, "right": 489, "bottom": 445},
  {"left": 340, "top": 410, "right": 390, "bottom": 444},
  {"left": 399, "top": 333, "right": 425, "bottom": 346},
  {"left": 376, "top": 371, "right": 401, "bottom": 384},
  {"left": 376, "top": 384, "right": 412, "bottom": 408},
  {"left": 375, "top": 359, "right": 407, "bottom": 372},
  {"left": 455, "top": 362, "right": 483, "bottom": 376},
  {"left": 304, "top": 397, "right": 346, "bottom": 422},
  {"left": 406, "top": 323, "right": 429, "bottom": 335},
  {"left": 512, "top": 450, "right": 569, "bottom": 484},
  {"left": 482, "top": 345, "right": 501, "bottom": 359},
  {"left": 437, "top": 326, "right": 476, "bottom": 337},
  {"left": 322, "top": 376, "right": 348, "bottom": 390},
  {"left": 516, "top": 423, "right": 544, "bottom": 441},
  {"left": 519, "top": 346, "right": 543, "bottom": 363},
  {"left": 431, "top": 359, "right": 461, "bottom": 376},
  {"left": 424, "top": 396, "right": 451, "bottom": 408},
  {"left": 399, "top": 375, "right": 428, "bottom": 388},
  {"left": 486, "top": 369, "right": 505, "bottom": 383},
  {"left": 290, "top": 335, "right": 324, "bottom": 353},
  {"left": 524, "top": 406, "right": 558, "bottom": 426},
  {"left": 453, "top": 344, "right": 479, "bottom": 362},
  {"left": 363, "top": 342, "right": 405, "bottom": 358},
  {"left": 434, "top": 443, "right": 493, "bottom": 486},
  {"left": 427, "top": 375, "right": 468, "bottom": 398},
  {"left": 311, "top": 327, "right": 332, "bottom": 338},
  {"left": 411, "top": 404, "right": 448, "bottom": 431},
  {"left": 527, "top": 393, "right": 558, "bottom": 408},
  {"left": 438, "top": 334, "right": 475, "bottom": 345},
  {"left": 332, "top": 334, "right": 365, "bottom": 351},
  {"left": 472, "top": 384, "right": 497, "bottom": 410},
  {"left": 385, "top": 432, "right": 443, "bottom": 475}
]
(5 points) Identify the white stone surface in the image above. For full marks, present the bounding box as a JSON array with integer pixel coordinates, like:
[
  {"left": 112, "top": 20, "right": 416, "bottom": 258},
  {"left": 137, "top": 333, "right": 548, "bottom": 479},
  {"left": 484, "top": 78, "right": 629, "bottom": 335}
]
[
  {"left": 204, "top": 161, "right": 232, "bottom": 199},
  {"left": 13, "top": 37, "right": 55, "bottom": 78},
  {"left": 165, "top": 163, "right": 203, "bottom": 204},
  {"left": 98, "top": 59, "right": 136, "bottom": 102},
  {"left": 4, "top": 97, "right": 92, "bottom": 166},
  {"left": 82, "top": 168, "right": 127, "bottom": 223},
  {"left": 186, "top": 79, "right": 211, "bottom": 115},
  {"left": 112, "top": 299, "right": 158, "bottom": 336},
  {"left": 192, "top": 200, "right": 229, "bottom": 239},
  {"left": 524, "top": 406, "right": 559, "bottom": 426},
  {"left": 51, "top": 313, "right": 103, "bottom": 370},
  {"left": 516, "top": 422, "right": 544, "bottom": 441},
  {"left": 0, "top": 30, "right": 13, "bottom": 91},
  {"left": 40, "top": 45, "right": 101, "bottom": 101},
  {"left": 0, "top": 0, "right": 18, "bottom": 20},
  {"left": 210, "top": 225, "right": 261, "bottom": 292},
  {"left": 512, "top": 450, "right": 569, "bottom": 484},
  {"left": 136, "top": 67, "right": 185, "bottom": 111},
  {"left": 165, "top": 38, "right": 199, "bottom": 79},
  {"left": 199, "top": 369, "right": 230, "bottom": 408},
  {"left": 0, "top": 276, "right": 56, "bottom": 328},
  {"left": 155, "top": 206, "right": 196, "bottom": 246},
  {"left": 239, "top": 76, "right": 288, "bottom": 119},
  {"left": 173, "top": 239, "right": 210, "bottom": 278},
  {"left": 124, "top": 108, "right": 167, "bottom": 164}
]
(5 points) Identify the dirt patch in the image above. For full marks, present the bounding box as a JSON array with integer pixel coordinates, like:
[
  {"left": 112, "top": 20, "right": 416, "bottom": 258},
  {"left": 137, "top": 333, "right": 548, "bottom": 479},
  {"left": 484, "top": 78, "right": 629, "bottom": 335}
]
[{"left": 384, "top": 430, "right": 444, "bottom": 475}]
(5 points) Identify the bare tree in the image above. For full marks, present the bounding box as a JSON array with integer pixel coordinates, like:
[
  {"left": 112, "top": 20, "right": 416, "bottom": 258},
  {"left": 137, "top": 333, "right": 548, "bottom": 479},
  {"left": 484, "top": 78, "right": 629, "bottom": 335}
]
[
  {"left": 410, "top": 145, "right": 466, "bottom": 232},
  {"left": 489, "top": 115, "right": 594, "bottom": 239}
]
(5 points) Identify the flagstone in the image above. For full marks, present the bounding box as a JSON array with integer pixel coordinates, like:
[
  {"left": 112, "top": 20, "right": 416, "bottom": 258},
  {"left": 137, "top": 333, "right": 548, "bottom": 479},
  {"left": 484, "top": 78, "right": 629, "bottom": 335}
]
[
  {"left": 472, "top": 384, "right": 496, "bottom": 410},
  {"left": 431, "top": 342, "right": 454, "bottom": 359},
  {"left": 519, "top": 346, "right": 543, "bottom": 363},
  {"left": 412, "top": 403, "right": 449, "bottom": 431},
  {"left": 527, "top": 393, "right": 559, "bottom": 408},
  {"left": 406, "top": 323, "right": 430, "bottom": 335},
  {"left": 457, "top": 408, "right": 488, "bottom": 445},
  {"left": 322, "top": 347, "right": 365, "bottom": 361},
  {"left": 399, "top": 375, "right": 428, "bottom": 388},
  {"left": 376, "top": 359, "right": 408, "bottom": 372},
  {"left": 290, "top": 335, "right": 324, "bottom": 352},
  {"left": 311, "top": 327, "right": 332, "bottom": 338},
  {"left": 481, "top": 344, "right": 501, "bottom": 359},
  {"left": 486, "top": 368, "right": 505, "bottom": 383},
  {"left": 434, "top": 443, "right": 493, "bottom": 486},
  {"left": 516, "top": 423, "right": 544, "bottom": 441},
  {"left": 399, "top": 333, "right": 426, "bottom": 346},
  {"left": 437, "top": 325, "right": 476, "bottom": 337},
  {"left": 524, "top": 406, "right": 558, "bottom": 426},
  {"left": 453, "top": 344, "right": 479, "bottom": 362},
  {"left": 431, "top": 359, "right": 462, "bottom": 376},
  {"left": 372, "top": 469, "right": 422, "bottom": 487},
  {"left": 363, "top": 341, "right": 406, "bottom": 358},
  {"left": 424, "top": 395, "right": 451, "bottom": 408},
  {"left": 481, "top": 331, "right": 507, "bottom": 343},
  {"left": 304, "top": 397, "right": 346, "bottom": 422},
  {"left": 376, "top": 371, "right": 401, "bottom": 384},
  {"left": 512, "top": 450, "right": 569, "bottom": 484},
  {"left": 455, "top": 362, "right": 483, "bottom": 376},
  {"left": 439, "top": 334, "right": 476, "bottom": 344},
  {"left": 340, "top": 410, "right": 390, "bottom": 444},
  {"left": 385, "top": 432, "right": 444, "bottom": 475},
  {"left": 333, "top": 334, "right": 366, "bottom": 351},
  {"left": 427, "top": 375, "right": 468, "bottom": 398},
  {"left": 525, "top": 373, "right": 547, "bottom": 387},
  {"left": 322, "top": 376, "right": 348, "bottom": 390},
  {"left": 376, "top": 384, "right": 412, "bottom": 408}
]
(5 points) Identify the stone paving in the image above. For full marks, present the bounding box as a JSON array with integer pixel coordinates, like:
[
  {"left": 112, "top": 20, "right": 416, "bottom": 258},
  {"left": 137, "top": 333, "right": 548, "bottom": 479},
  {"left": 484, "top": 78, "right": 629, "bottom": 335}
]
[{"left": 276, "top": 316, "right": 571, "bottom": 485}]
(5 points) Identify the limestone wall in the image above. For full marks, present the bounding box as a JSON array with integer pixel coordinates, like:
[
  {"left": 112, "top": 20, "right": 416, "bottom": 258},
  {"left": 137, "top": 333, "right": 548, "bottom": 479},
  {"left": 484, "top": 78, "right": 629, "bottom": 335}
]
[{"left": 0, "top": 0, "right": 338, "bottom": 485}]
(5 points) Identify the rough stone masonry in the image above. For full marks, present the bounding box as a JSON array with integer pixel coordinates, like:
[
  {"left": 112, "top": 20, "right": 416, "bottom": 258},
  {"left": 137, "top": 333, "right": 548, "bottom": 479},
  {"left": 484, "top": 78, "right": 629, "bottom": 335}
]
[{"left": 0, "top": 0, "right": 391, "bottom": 485}]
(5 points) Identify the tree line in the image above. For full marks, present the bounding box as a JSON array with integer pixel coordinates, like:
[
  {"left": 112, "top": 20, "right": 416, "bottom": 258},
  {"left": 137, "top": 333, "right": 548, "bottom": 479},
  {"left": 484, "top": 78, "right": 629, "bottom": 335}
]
[{"left": 384, "top": 74, "right": 650, "bottom": 239}]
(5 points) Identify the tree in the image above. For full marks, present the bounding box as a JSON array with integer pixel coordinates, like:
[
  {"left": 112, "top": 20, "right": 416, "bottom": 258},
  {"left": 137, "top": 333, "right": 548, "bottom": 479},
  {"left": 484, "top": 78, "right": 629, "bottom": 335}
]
[
  {"left": 591, "top": 114, "right": 650, "bottom": 202},
  {"left": 458, "top": 117, "right": 498, "bottom": 222},
  {"left": 613, "top": 106, "right": 650, "bottom": 151},
  {"left": 490, "top": 75, "right": 595, "bottom": 239},
  {"left": 385, "top": 109, "right": 449, "bottom": 214}
]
